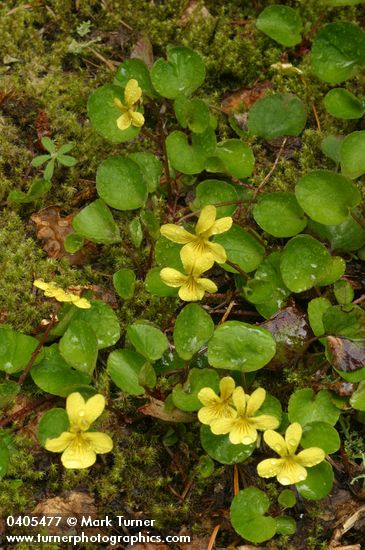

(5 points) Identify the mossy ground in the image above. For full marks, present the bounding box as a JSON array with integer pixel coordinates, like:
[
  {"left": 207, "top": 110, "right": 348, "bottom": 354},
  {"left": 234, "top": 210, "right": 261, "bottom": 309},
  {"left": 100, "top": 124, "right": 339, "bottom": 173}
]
[{"left": 1, "top": 1, "right": 365, "bottom": 548}]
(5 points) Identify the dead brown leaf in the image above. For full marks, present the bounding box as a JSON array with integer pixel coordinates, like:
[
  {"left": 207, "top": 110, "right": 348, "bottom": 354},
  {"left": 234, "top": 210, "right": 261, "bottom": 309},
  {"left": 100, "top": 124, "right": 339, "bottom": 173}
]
[
  {"left": 139, "top": 398, "right": 195, "bottom": 423},
  {"left": 327, "top": 336, "right": 365, "bottom": 373},
  {"left": 32, "top": 491, "right": 96, "bottom": 535},
  {"left": 179, "top": 0, "right": 211, "bottom": 27},
  {"left": 221, "top": 80, "right": 272, "bottom": 114},
  {"left": 131, "top": 35, "right": 154, "bottom": 68},
  {"left": 31, "top": 206, "right": 93, "bottom": 265}
]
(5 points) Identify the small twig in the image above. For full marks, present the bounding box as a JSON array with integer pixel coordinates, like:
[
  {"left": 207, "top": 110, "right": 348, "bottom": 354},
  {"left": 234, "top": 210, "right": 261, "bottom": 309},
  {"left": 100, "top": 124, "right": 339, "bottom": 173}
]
[
  {"left": 312, "top": 104, "right": 321, "bottom": 131},
  {"left": 225, "top": 260, "right": 250, "bottom": 280},
  {"left": 233, "top": 464, "right": 240, "bottom": 496},
  {"left": 353, "top": 294, "right": 365, "bottom": 304},
  {"left": 17, "top": 315, "right": 57, "bottom": 385},
  {"left": 88, "top": 47, "right": 116, "bottom": 72},
  {"left": 181, "top": 478, "right": 194, "bottom": 500},
  {"left": 219, "top": 300, "right": 236, "bottom": 324},
  {"left": 207, "top": 524, "right": 221, "bottom": 550},
  {"left": 253, "top": 136, "right": 288, "bottom": 199}
]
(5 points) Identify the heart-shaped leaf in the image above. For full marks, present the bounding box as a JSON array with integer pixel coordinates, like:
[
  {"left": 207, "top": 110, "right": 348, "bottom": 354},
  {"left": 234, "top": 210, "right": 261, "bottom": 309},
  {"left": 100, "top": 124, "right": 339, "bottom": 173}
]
[
  {"left": 172, "top": 368, "right": 220, "bottom": 411},
  {"left": 311, "top": 22, "right": 365, "bottom": 84},
  {"left": 96, "top": 156, "right": 148, "bottom": 210},
  {"left": 127, "top": 322, "right": 168, "bottom": 362},
  {"left": 253, "top": 192, "right": 307, "bottom": 237},
  {"left": 296, "top": 461, "right": 334, "bottom": 500},
  {"left": 200, "top": 425, "right": 255, "bottom": 465},
  {"left": 324, "top": 88, "right": 365, "bottom": 119},
  {"left": 230, "top": 488, "right": 277, "bottom": 543},
  {"left": 295, "top": 170, "right": 360, "bottom": 225},
  {"left": 308, "top": 215, "right": 365, "bottom": 252},
  {"left": 192, "top": 179, "right": 239, "bottom": 217},
  {"left": 214, "top": 224, "right": 265, "bottom": 273},
  {"left": 114, "top": 58, "right": 155, "bottom": 97},
  {"left": 288, "top": 388, "right": 340, "bottom": 426},
  {"left": 340, "top": 131, "right": 365, "bottom": 179},
  {"left": 301, "top": 421, "right": 340, "bottom": 454},
  {"left": 107, "top": 349, "right": 146, "bottom": 395},
  {"left": 128, "top": 152, "right": 162, "bottom": 193},
  {"left": 166, "top": 128, "right": 216, "bottom": 174},
  {"left": 72, "top": 199, "right": 121, "bottom": 244},
  {"left": 248, "top": 93, "right": 307, "bottom": 140},
  {"left": 113, "top": 268, "right": 136, "bottom": 300},
  {"left": 208, "top": 321, "right": 276, "bottom": 372},
  {"left": 173, "top": 304, "right": 214, "bottom": 360},
  {"left": 59, "top": 320, "right": 98, "bottom": 375},
  {"left": 0, "top": 328, "right": 38, "bottom": 374},
  {"left": 256, "top": 5, "right": 303, "bottom": 47},
  {"left": 307, "top": 297, "right": 332, "bottom": 337},
  {"left": 215, "top": 139, "right": 255, "bottom": 179}
]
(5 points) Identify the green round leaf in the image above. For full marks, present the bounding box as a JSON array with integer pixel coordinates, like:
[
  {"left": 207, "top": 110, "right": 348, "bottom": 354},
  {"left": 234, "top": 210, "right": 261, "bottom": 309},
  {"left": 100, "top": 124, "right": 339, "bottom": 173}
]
[
  {"left": 296, "top": 461, "right": 334, "bottom": 500},
  {"left": 31, "top": 346, "right": 90, "bottom": 397},
  {"left": 230, "top": 488, "right": 277, "bottom": 543},
  {"left": 301, "top": 421, "right": 340, "bottom": 454},
  {"left": 107, "top": 349, "right": 146, "bottom": 395},
  {"left": 0, "top": 439, "right": 10, "bottom": 479},
  {"left": 173, "top": 304, "right": 214, "bottom": 360},
  {"left": 280, "top": 235, "right": 333, "bottom": 293},
  {"left": 308, "top": 216, "right": 365, "bottom": 252},
  {"left": 59, "top": 320, "right": 98, "bottom": 375},
  {"left": 0, "top": 328, "right": 38, "bottom": 374},
  {"left": 155, "top": 236, "right": 183, "bottom": 270},
  {"left": 321, "top": 135, "right": 344, "bottom": 164},
  {"left": 208, "top": 321, "right": 276, "bottom": 372},
  {"left": 311, "top": 22, "right": 365, "bottom": 84},
  {"left": 278, "top": 489, "right": 296, "bottom": 509},
  {"left": 64, "top": 233, "right": 84, "bottom": 254},
  {"left": 0, "top": 380, "right": 20, "bottom": 409},
  {"left": 96, "top": 156, "right": 148, "bottom": 211},
  {"left": 38, "top": 408, "right": 69, "bottom": 447},
  {"left": 323, "top": 304, "right": 365, "bottom": 340},
  {"left": 275, "top": 516, "right": 296, "bottom": 536},
  {"left": 129, "top": 217, "right": 143, "bottom": 248},
  {"left": 113, "top": 268, "right": 136, "bottom": 300},
  {"left": 174, "top": 95, "right": 210, "bottom": 133},
  {"left": 340, "top": 131, "right": 365, "bottom": 179},
  {"left": 308, "top": 297, "right": 332, "bottom": 337},
  {"left": 140, "top": 210, "right": 160, "bottom": 240},
  {"left": 350, "top": 380, "right": 365, "bottom": 411},
  {"left": 200, "top": 425, "right": 255, "bottom": 465},
  {"left": 245, "top": 252, "right": 290, "bottom": 319},
  {"left": 253, "top": 192, "right": 307, "bottom": 237},
  {"left": 114, "top": 58, "right": 155, "bottom": 97},
  {"left": 214, "top": 224, "right": 265, "bottom": 273},
  {"left": 151, "top": 46, "right": 205, "bottom": 98},
  {"left": 197, "top": 455, "right": 215, "bottom": 478},
  {"left": 128, "top": 152, "right": 162, "bottom": 193},
  {"left": 248, "top": 93, "right": 307, "bottom": 140},
  {"left": 295, "top": 170, "right": 360, "bottom": 225},
  {"left": 288, "top": 388, "right": 340, "bottom": 426},
  {"left": 216, "top": 139, "right": 255, "bottom": 179},
  {"left": 72, "top": 199, "right": 121, "bottom": 244},
  {"left": 127, "top": 322, "right": 169, "bottom": 362},
  {"left": 70, "top": 301, "right": 121, "bottom": 350},
  {"left": 145, "top": 267, "right": 178, "bottom": 297},
  {"left": 334, "top": 280, "right": 354, "bottom": 305},
  {"left": 87, "top": 84, "right": 140, "bottom": 143},
  {"left": 192, "top": 179, "right": 239, "bottom": 217},
  {"left": 172, "top": 368, "right": 219, "bottom": 411},
  {"left": 166, "top": 128, "right": 216, "bottom": 175},
  {"left": 324, "top": 88, "right": 365, "bottom": 119},
  {"left": 256, "top": 5, "right": 303, "bottom": 47}
]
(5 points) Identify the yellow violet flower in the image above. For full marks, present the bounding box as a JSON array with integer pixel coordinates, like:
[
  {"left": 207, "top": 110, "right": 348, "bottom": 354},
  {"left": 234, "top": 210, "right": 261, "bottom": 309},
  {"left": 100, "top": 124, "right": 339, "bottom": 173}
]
[
  {"left": 45, "top": 392, "right": 113, "bottom": 469},
  {"left": 113, "top": 79, "right": 145, "bottom": 131},
  {"left": 160, "top": 254, "right": 217, "bottom": 302},
  {"left": 198, "top": 377, "right": 236, "bottom": 425},
  {"left": 257, "top": 422, "right": 326, "bottom": 486},
  {"left": 34, "top": 279, "right": 91, "bottom": 309},
  {"left": 210, "top": 387, "right": 280, "bottom": 445},
  {"left": 160, "top": 205, "right": 232, "bottom": 265}
]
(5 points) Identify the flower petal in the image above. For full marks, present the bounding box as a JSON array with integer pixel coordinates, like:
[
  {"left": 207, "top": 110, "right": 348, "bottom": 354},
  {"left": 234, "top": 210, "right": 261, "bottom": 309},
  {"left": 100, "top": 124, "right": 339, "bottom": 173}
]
[
  {"left": 207, "top": 241, "right": 227, "bottom": 264},
  {"left": 124, "top": 79, "right": 142, "bottom": 106},
  {"left": 196, "top": 205, "right": 216, "bottom": 235},
  {"left": 246, "top": 387, "right": 266, "bottom": 417},
  {"left": 257, "top": 458, "right": 284, "bottom": 479},
  {"left": 160, "top": 224, "right": 194, "bottom": 244},
  {"left": 264, "top": 430, "right": 287, "bottom": 457},
  {"left": 250, "top": 414, "right": 280, "bottom": 431},
  {"left": 67, "top": 392, "right": 87, "bottom": 430},
  {"left": 45, "top": 432, "right": 74, "bottom": 453},
  {"left": 117, "top": 112, "right": 132, "bottom": 130},
  {"left": 160, "top": 268, "right": 187, "bottom": 288},
  {"left": 181, "top": 249, "right": 214, "bottom": 275},
  {"left": 232, "top": 387, "right": 247, "bottom": 416},
  {"left": 196, "top": 278, "right": 217, "bottom": 294},
  {"left": 197, "top": 387, "right": 219, "bottom": 407},
  {"left": 33, "top": 279, "right": 49, "bottom": 290},
  {"left": 70, "top": 296, "right": 92, "bottom": 309},
  {"left": 204, "top": 216, "right": 233, "bottom": 237},
  {"left": 130, "top": 110, "right": 145, "bottom": 127},
  {"left": 285, "top": 423, "right": 302, "bottom": 455},
  {"left": 84, "top": 394, "right": 106, "bottom": 426},
  {"left": 113, "top": 97, "right": 127, "bottom": 112},
  {"left": 276, "top": 460, "right": 308, "bottom": 485},
  {"left": 179, "top": 281, "right": 205, "bottom": 302},
  {"left": 229, "top": 420, "right": 258, "bottom": 445},
  {"left": 210, "top": 417, "right": 235, "bottom": 436},
  {"left": 219, "top": 377, "right": 235, "bottom": 401},
  {"left": 82, "top": 432, "right": 113, "bottom": 454},
  {"left": 295, "top": 448, "right": 325, "bottom": 468},
  {"left": 61, "top": 436, "right": 96, "bottom": 469}
]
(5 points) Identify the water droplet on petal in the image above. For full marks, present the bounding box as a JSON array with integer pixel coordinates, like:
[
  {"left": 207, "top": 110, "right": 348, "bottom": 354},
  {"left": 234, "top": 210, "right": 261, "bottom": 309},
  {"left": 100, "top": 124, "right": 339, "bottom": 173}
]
[
  {"left": 288, "top": 439, "right": 297, "bottom": 447},
  {"left": 270, "top": 460, "right": 277, "bottom": 465},
  {"left": 275, "top": 444, "right": 282, "bottom": 452},
  {"left": 280, "top": 476, "right": 291, "bottom": 485}
]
